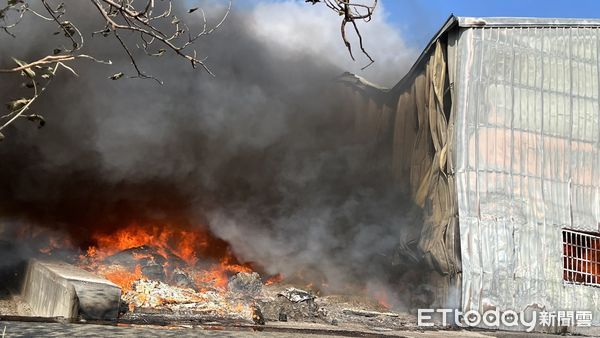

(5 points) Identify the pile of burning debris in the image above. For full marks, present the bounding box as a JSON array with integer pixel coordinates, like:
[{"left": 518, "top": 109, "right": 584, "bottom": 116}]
[
  {"left": 119, "top": 272, "right": 260, "bottom": 324},
  {"left": 116, "top": 270, "right": 417, "bottom": 331},
  {"left": 13, "top": 223, "right": 419, "bottom": 332},
  {"left": 66, "top": 224, "right": 269, "bottom": 323},
  {"left": 80, "top": 242, "right": 415, "bottom": 330}
]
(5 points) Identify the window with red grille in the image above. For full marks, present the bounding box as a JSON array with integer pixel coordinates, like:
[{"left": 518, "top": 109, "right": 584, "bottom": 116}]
[{"left": 563, "top": 229, "right": 600, "bottom": 286}]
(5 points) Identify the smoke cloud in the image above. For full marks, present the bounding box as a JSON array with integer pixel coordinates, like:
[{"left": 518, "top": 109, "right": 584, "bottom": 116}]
[{"left": 0, "top": 1, "right": 423, "bottom": 308}]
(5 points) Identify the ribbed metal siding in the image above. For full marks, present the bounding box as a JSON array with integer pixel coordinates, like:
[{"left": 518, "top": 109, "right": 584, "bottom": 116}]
[{"left": 454, "top": 26, "right": 600, "bottom": 326}]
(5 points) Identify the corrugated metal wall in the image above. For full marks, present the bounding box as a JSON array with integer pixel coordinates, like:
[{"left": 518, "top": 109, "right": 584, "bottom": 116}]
[{"left": 454, "top": 25, "right": 600, "bottom": 328}]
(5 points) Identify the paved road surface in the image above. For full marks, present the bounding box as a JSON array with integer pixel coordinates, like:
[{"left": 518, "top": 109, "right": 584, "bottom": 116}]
[{"left": 0, "top": 320, "right": 590, "bottom": 338}]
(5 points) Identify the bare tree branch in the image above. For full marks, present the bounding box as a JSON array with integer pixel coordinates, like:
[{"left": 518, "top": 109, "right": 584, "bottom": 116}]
[
  {"left": 307, "top": 0, "right": 377, "bottom": 69},
  {"left": 0, "top": 0, "right": 372, "bottom": 139},
  {"left": 89, "top": 0, "right": 231, "bottom": 76},
  {"left": 0, "top": 0, "right": 231, "bottom": 138}
]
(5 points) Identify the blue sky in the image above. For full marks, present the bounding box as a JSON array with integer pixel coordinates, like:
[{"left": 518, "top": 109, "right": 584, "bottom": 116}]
[
  {"left": 383, "top": 0, "right": 600, "bottom": 48},
  {"left": 212, "top": 0, "right": 600, "bottom": 83},
  {"left": 235, "top": 0, "right": 600, "bottom": 48}
]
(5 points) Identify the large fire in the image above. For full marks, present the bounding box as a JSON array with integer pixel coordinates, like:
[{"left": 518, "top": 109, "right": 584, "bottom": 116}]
[
  {"left": 14, "top": 222, "right": 408, "bottom": 328},
  {"left": 80, "top": 223, "right": 256, "bottom": 291},
  {"left": 86, "top": 223, "right": 207, "bottom": 265},
  {"left": 16, "top": 221, "right": 263, "bottom": 294}
]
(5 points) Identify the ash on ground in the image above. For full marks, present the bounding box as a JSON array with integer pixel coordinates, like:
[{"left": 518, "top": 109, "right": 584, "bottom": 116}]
[{"left": 118, "top": 271, "right": 418, "bottom": 332}]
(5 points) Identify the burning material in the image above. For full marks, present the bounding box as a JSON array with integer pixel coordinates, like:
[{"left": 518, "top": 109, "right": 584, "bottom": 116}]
[
  {"left": 84, "top": 223, "right": 217, "bottom": 266},
  {"left": 12, "top": 222, "right": 274, "bottom": 321},
  {"left": 264, "top": 273, "right": 283, "bottom": 286},
  {"left": 7, "top": 223, "right": 266, "bottom": 324},
  {"left": 227, "top": 272, "right": 263, "bottom": 297},
  {"left": 11, "top": 221, "right": 419, "bottom": 333},
  {"left": 77, "top": 223, "right": 255, "bottom": 294},
  {"left": 57, "top": 222, "right": 274, "bottom": 321},
  {"left": 98, "top": 264, "right": 143, "bottom": 291},
  {"left": 122, "top": 279, "right": 254, "bottom": 319}
]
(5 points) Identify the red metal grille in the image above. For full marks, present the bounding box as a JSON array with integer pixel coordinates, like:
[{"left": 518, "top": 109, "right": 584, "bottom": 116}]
[{"left": 563, "top": 229, "right": 600, "bottom": 286}]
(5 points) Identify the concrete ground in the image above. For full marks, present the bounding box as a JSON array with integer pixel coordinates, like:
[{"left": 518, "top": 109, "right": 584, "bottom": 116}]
[
  {"left": 0, "top": 284, "right": 593, "bottom": 338},
  {"left": 0, "top": 321, "right": 588, "bottom": 338},
  {"left": 0, "top": 266, "right": 592, "bottom": 338}
]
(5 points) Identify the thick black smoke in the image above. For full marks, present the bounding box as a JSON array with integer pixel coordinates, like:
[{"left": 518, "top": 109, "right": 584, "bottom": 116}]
[{"left": 0, "top": 2, "right": 423, "bottom": 308}]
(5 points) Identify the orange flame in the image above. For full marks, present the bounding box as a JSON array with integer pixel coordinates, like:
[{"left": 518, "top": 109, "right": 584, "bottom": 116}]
[
  {"left": 88, "top": 223, "right": 207, "bottom": 266},
  {"left": 192, "top": 255, "right": 254, "bottom": 290},
  {"left": 368, "top": 285, "right": 392, "bottom": 310},
  {"left": 265, "top": 273, "right": 283, "bottom": 286},
  {"left": 101, "top": 265, "right": 143, "bottom": 290},
  {"left": 81, "top": 222, "right": 255, "bottom": 292}
]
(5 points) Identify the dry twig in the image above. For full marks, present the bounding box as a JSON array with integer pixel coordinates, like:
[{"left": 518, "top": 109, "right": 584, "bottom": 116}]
[
  {"left": 0, "top": 0, "right": 231, "bottom": 138},
  {"left": 307, "top": 0, "right": 377, "bottom": 69}
]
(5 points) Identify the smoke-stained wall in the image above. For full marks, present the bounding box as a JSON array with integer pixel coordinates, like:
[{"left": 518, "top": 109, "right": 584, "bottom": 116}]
[{"left": 341, "top": 38, "right": 461, "bottom": 309}]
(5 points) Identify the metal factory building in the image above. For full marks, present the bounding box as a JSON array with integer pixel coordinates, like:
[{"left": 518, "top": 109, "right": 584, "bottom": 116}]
[{"left": 342, "top": 16, "right": 600, "bottom": 332}]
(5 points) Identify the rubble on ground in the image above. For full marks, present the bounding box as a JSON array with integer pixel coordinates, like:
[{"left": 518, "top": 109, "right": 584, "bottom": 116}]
[
  {"left": 227, "top": 272, "right": 262, "bottom": 297},
  {"left": 121, "top": 279, "right": 254, "bottom": 322},
  {"left": 277, "top": 287, "right": 315, "bottom": 303},
  {"left": 104, "top": 263, "right": 418, "bottom": 332}
]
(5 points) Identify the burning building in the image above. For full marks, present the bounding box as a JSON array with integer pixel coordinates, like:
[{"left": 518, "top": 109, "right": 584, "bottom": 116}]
[{"left": 340, "top": 15, "right": 600, "bottom": 332}]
